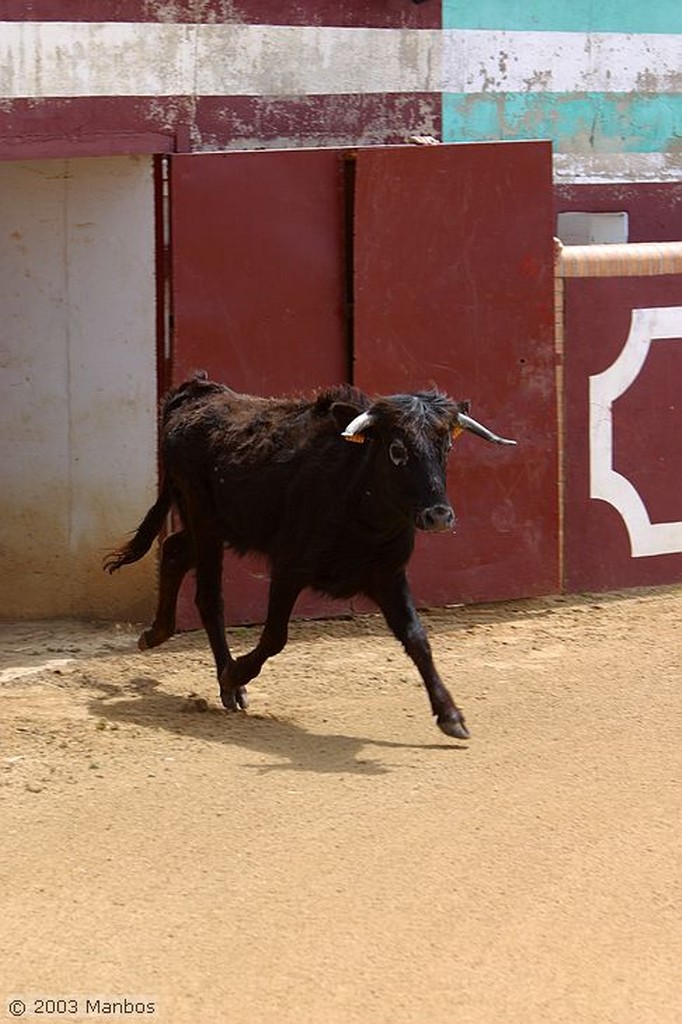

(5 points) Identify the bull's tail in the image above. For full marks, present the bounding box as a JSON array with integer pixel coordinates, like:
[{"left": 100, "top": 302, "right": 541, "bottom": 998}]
[{"left": 103, "top": 478, "right": 173, "bottom": 574}]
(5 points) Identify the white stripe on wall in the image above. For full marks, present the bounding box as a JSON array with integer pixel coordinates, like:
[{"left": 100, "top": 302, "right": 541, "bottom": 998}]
[
  {"left": 0, "top": 22, "right": 442, "bottom": 98},
  {"left": 1, "top": 22, "right": 680, "bottom": 99},
  {"left": 442, "top": 29, "right": 682, "bottom": 94},
  {"left": 554, "top": 153, "right": 682, "bottom": 183}
]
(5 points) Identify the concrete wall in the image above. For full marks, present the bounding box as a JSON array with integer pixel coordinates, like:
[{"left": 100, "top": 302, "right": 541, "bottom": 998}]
[
  {"left": 442, "top": 0, "right": 682, "bottom": 183},
  {"left": 0, "top": 156, "right": 157, "bottom": 619},
  {"left": 2, "top": 9, "right": 680, "bottom": 185}
]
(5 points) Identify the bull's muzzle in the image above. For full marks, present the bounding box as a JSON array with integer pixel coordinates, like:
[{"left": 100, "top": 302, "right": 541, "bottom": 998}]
[{"left": 417, "top": 503, "right": 455, "bottom": 533}]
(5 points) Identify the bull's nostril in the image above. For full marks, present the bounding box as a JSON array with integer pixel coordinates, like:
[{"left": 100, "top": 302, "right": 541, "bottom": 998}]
[{"left": 420, "top": 504, "right": 455, "bottom": 532}]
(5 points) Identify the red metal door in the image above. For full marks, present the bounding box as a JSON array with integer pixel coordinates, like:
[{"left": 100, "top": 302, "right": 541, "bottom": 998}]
[
  {"left": 169, "top": 149, "right": 350, "bottom": 625},
  {"left": 168, "top": 142, "right": 559, "bottom": 628},
  {"left": 353, "top": 142, "right": 559, "bottom": 605}
]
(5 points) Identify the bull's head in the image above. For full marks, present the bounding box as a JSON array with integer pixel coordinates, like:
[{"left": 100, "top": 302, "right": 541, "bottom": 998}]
[{"left": 339, "top": 392, "right": 516, "bottom": 533}]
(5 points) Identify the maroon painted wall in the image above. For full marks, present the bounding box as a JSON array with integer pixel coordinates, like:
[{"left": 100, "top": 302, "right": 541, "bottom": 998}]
[
  {"left": 0, "top": 2, "right": 439, "bottom": 26},
  {"left": 0, "top": 95, "right": 440, "bottom": 161},
  {"left": 564, "top": 275, "right": 682, "bottom": 592},
  {"left": 0, "top": 3, "right": 441, "bottom": 159},
  {"left": 555, "top": 184, "right": 682, "bottom": 243}
]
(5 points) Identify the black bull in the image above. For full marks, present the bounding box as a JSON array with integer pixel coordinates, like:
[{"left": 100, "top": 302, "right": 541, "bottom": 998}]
[{"left": 105, "top": 374, "right": 516, "bottom": 739}]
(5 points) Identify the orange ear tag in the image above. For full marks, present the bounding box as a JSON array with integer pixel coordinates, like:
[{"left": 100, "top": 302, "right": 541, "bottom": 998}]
[
  {"left": 342, "top": 433, "right": 366, "bottom": 444},
  {"left": 451, "top": 426, "right": 464, "bottom": 443}
]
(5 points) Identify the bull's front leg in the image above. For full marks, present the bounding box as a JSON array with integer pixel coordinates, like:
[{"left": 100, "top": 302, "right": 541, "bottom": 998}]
[{"left": 368, "top": 571, "right": 469, "bottom": 740}]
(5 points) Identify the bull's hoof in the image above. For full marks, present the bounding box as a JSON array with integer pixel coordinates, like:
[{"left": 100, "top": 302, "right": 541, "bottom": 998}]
[
  {"left": 138, "top": 627, "right": 173, "bottom": 651},
  {"left": 138, "top": 629, "right": 160, "bottom": 651},
  {"left": 437, "top": 713, "right": 470, "bottom": 741},
  {"left": 220, "top": 686, "right": 249, "bottom": 712}
]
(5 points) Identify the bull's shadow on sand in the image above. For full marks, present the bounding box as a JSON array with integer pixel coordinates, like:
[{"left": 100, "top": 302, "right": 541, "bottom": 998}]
[{"left": 87, "top": 677, "right": 467, "bottom": 777}]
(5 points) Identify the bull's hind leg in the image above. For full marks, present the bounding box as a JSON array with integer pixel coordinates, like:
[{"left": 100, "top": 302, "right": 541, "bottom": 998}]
[
  {"left": 139, "top": 530, "right": 193, "bottom": 650},
  {"left": 368, "top": 571, "right": 469, "bottom": 741},
  {"left": 191, "top": 533, "right": 244, "bottom": 707},
  {"left": 220, "top": 573, "right": 301, "bottom": 706}
]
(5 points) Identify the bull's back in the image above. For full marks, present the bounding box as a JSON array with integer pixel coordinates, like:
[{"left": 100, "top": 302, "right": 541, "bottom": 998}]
[{"left": 161, "top": 388, "right": 335, "bottom": 555}]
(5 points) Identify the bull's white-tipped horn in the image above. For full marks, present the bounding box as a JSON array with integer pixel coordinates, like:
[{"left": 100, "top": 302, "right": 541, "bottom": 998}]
[
  {"left": 456, "top": 412, "right": 517, "bottom": 446},
  {"left": 341, "top": 411, "right": 375, "bottom": 444}
]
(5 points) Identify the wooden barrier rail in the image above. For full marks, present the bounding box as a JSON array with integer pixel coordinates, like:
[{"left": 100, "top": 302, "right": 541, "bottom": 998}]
[{"left": 558, "top": 241, "right": 682, "bottom": 278}]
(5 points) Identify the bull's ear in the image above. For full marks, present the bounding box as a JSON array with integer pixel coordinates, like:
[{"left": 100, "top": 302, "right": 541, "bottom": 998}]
[
  {"left": 331, "top": 403, "right": 375, "bottom": 444},
  {"left": 451, "top": 400, "right": 471, "bottom": 443},
  {"left": 330, "top": 402, "right": 363, "bottom": 429}
]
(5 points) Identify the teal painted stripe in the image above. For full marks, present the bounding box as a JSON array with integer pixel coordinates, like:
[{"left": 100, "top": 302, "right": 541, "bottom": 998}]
[
  {"left": 443, "top": 0, "right": 682, "bottom": 34},
  {"left": 442, "top": 93, "right": 682, "bottom": 154}
]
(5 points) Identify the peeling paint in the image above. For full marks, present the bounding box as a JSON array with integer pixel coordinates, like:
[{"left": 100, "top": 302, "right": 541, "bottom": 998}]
[
  {"left": 444, "top": 92, "right": 682, "bottom": 154},
  {"left": 0, "top": 17, "right": 680, "bottom": 183},
  {"left": 0, "top": 22, "right": 444, "bottom": 99},
  {"left": 440, "top": 13, "right": 681, "bottom": 182}
]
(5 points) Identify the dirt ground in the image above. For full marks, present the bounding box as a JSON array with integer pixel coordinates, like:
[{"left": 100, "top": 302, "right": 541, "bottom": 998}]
[{"left": 0, "top": 587, "right": 680, "bottom": 1024}]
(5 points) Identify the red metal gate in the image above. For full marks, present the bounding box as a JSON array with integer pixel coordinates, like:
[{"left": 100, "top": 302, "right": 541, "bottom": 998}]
[
  {"left": 353, "top": 142, "right": 558, "bottom": 604},
  {"left": 168, "top": 142, "right": 559, "bottom": 626},
  {"left": 169, "top": 149, "right": 349, "bottom": 624}
]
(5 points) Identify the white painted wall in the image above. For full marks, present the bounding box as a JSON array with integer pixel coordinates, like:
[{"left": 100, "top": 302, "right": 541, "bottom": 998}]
[{"left": 0, "top": 156, "right": 157, "bottom": 619}]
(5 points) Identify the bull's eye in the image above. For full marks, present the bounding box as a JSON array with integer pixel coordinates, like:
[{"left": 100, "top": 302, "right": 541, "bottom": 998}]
[{"left": 389, "top": 439, "right": 409, "bottom": 467}]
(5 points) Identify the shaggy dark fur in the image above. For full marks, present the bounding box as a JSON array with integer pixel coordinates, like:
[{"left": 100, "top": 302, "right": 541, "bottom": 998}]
[{"left": 105, "top": 372, "right": 471, "bottom": 739}]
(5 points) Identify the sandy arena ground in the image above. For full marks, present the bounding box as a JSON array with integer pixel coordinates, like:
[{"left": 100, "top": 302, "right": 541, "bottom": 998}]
[{"left": 0, "top": 587, "right": 680, "bottom": 1024}]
